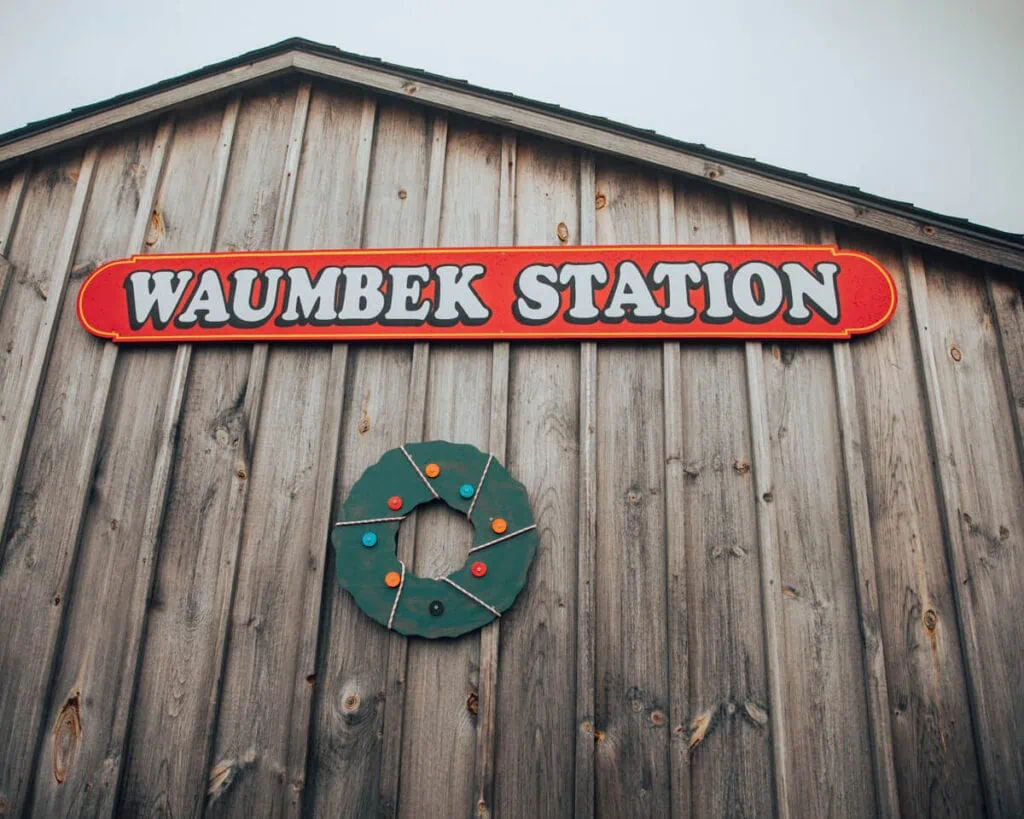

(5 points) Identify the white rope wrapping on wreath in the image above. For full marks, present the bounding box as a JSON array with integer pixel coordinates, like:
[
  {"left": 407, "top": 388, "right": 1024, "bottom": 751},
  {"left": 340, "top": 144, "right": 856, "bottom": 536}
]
[
  {"left": 467, "top": 524, "right": 538, "bottom": 553},
  {"left": 387, "top": 560, "right": 407, "bottom": 630},
  {"left": 334, "top": 515, "right": 406, "bottom": 527},
  {"left": 437, "top": 575, "right": 501, "bottom": 618},
  {"left": 465, "top": 453, "right": 493, "bottom": 519},
  {"left": 400, "top": 445, "right": 439, "bottom": 499}
]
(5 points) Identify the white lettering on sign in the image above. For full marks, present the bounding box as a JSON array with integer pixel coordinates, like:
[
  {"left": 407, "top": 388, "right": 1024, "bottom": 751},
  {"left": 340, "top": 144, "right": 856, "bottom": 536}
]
[{"left": 118, "top": 260, "right": 844, "bottom": 332}]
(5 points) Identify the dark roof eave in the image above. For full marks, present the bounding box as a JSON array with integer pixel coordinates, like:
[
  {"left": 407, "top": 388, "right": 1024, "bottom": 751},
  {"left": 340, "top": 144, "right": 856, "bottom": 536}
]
[{"left": 1, "top": 37, "right": 1021, "bottom": 266}]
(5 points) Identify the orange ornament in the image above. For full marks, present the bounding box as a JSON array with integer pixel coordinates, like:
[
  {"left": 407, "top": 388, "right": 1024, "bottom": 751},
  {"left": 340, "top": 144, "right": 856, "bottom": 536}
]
[
  {"left": 491, "top": 518, "right": 508, "bottom": 534},
  {"left": 384, "top": 571, "right": 402, "bottom": 588},
  {"left": 425, "top": 463, "right": 441, "bottom": 478}
]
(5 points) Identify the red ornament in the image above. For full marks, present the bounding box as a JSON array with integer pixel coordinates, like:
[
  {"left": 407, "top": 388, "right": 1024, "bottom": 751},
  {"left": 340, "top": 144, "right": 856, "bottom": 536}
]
[
  {"left": 387, "top": 495, "right": 403, "bottom": 511},
  {"left": 471, "top": 561, "right": 488, "bottom": 578}
]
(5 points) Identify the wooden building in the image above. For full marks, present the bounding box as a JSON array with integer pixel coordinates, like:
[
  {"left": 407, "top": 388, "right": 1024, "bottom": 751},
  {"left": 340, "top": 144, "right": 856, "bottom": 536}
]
[{"left": 1, "top": 38, "right": 1022, "bottom": 818}]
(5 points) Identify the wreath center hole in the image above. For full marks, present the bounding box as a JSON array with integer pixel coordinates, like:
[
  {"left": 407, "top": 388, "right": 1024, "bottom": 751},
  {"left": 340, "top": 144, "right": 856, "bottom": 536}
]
[{"left": 404, "top": 500, "right": 475, "bottom": 579}]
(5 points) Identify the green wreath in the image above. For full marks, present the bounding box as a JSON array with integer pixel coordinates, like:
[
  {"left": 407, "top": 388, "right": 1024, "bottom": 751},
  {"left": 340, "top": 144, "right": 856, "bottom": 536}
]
[{"left": 331, "top": 441, "right": 538, "bottom": 639}]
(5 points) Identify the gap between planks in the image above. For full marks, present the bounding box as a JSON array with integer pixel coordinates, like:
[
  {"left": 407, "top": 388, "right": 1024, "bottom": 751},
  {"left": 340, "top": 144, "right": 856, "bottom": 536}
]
[
  {"left": 377, "top": 112, "right": 449, "bottom": 819},
  {"left": 821, "top": 224, "right": 900, "bottom": 817},
  {"left": 573, "top": 151, "right": 597, "bottom": 819},
  {"left": 657, "top": 175, "right": 690, "bottom": 818},
  {"left": 473, "top": 130, "right": 516, "bottom": 819},
  {"left": 729, "top": 197, "right": 791, "bottom": 819}
]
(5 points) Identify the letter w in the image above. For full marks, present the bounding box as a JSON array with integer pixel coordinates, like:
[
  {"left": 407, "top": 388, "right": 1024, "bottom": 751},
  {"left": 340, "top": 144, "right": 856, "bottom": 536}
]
[{"left": 124, "top": 270, "right": 194, "bottom": 330}]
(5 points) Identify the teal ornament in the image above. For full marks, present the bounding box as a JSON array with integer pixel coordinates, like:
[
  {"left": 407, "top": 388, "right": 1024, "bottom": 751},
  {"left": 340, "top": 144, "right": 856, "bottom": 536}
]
[
  {"left": 332, "top": 441, "right": 538, "bottom": 639},
  {"left": 361, "top": 531, "right": 378, "bottom": 548}
]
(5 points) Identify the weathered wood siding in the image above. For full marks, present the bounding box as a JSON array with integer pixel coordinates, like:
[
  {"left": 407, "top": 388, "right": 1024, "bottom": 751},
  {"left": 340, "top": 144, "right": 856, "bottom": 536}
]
[{"left": 0, "top": 77, "right": 1022, "bottom": 818}]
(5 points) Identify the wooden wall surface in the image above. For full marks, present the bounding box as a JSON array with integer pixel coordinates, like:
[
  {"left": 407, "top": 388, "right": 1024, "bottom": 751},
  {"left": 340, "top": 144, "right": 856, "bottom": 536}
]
[{"left": 0, "top": 77, "right": 1022, "bottom": 818}]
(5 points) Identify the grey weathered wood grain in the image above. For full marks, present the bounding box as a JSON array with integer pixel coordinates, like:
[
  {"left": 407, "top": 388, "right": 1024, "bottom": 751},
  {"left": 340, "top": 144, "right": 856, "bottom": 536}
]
[
  {"left": 592, "top": 159, "right": 670, "bottom": 818},
  {"left": 375, "top": 111, "right": 448, "bottom": 819},
  {"left": 674, "top": 184, "right": 772, "bottom": 818},
  {"left": 111, "top": 96, "right": 260, "bottom": 819},
  {"left": 656, "top": 175, "right": 691, "bottom": 819},
  {"left": 0, "top": 164, "right": 29, "bottom": 317},
  {"left": 574, "top": 151, "right": 597, "bottom": 819},
  {"left": 987, "top": 271, "right": 1024, "bottom": 471},
  {"left": 492, "top": 134, "right": 580, "bottom": 819},
  {"left": 0, "top": 145, "right": 96, "bottom": 554},
  {"left": 200, "top": 88, "right": 375, "bottom": 818},
  {"left": 821, "top": 223, "right": 900, "bottom": 817},
  {"left": 729, "top": 197, "right": 790, "bottom": 819},
  {"left": 747, "top": 200, "right": 876, "bottom": 817},
  {"left": 473, "top": 130, "right": 516, "bottom": 819},
  {"left": 907, "top": 247, "right": 1024, "bottom": 816},
  {"left": 304, "top": 99, "right": 434, "bottom": 819},
  {"left": 24, "top": 119, "right": 175, "bottom": 818},
  {"left": 0, "top": 146, "right": 97, "bottom": 816},
  {"left": 395, "top": 121, "right": 502, "bottom": 819},
  {"left": 842, "top": 229, "right": 982, "bottom": 816}
]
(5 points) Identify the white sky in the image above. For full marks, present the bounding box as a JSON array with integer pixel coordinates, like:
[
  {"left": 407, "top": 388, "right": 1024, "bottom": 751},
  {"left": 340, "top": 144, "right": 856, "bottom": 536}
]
[{"left": 1, "top": 0, "right": 1021, "bottom": 233}]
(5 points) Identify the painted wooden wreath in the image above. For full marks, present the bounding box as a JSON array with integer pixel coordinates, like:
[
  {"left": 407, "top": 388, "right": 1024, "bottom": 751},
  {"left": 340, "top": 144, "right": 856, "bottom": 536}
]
[{"left": 331, "top": 441, "right": 538, "bottom": 639}]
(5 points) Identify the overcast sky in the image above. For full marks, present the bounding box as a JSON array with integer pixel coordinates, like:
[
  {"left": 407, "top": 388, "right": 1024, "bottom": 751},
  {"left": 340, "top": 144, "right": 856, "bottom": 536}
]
[{"left": 1, "top": 0, "right": 1021, "bottom": 233}]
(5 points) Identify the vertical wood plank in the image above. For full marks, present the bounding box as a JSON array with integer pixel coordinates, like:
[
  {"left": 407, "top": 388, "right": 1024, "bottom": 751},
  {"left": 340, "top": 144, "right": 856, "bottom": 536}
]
[
  {"left": 112, "top": 96, "right": 253, "bottom": 818},
  {"left": 839, "top": 228, "right": 982, "bottom": 815},
  {"left": 574, "top": 151, "right": 597, "bottom": 819},
  {"left": 987, "top": 271, "right": 1024, "bottom": 469},
  {"left": 730, "top": 198, "right": 791, "bottom": 819},
  {"left": 0, "top": 164, "right": 29, "bottom": 316},
  {"left": 671, "top": 184, "right": 772, "bottom": 818},
  {"left": 0, "top": 145, "right": 97, "bottom": 553},
  {"left": 592, "top": 159, "right": 670, "bottom": 818},
  {"left": 656, "top": 176, "right": 691, "bottom": 819},
  {"left": 746, "top": 200, "right": 876, "bottom": 817},
  {"left": 493, "top": 135, "right": 580, "bottom": 818},
  {"left": 473, "top": 130, "right": 516, "bottom": 819},
  {"left": 821, "top": 223, "right": 901, "bottom": 817},
  {"left": 907, "top": 247, "right": 1024, "bottom": 816},
  {"left": 304, "top": 101, "right": 434, "bottom": 818},
  {"left": 0, "top": 146, "right": 97, "bottom": 816},
  {"left": 376, "top": 111, "right": 448, "bottom": 819},
  {"left": 202, "top": 88, "right": 374, "bottom": 818},
  {"left": 22, "top": 118, "right": 175, "bottom": 818},
  {"left": 395, "top": 121, "right": 502, "bottom": 819}
]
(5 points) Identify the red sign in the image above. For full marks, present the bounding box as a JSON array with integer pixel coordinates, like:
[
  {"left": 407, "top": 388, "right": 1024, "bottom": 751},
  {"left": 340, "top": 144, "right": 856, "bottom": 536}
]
[{"left": 77, "top": 246, "right": 896, "bottom": 343}]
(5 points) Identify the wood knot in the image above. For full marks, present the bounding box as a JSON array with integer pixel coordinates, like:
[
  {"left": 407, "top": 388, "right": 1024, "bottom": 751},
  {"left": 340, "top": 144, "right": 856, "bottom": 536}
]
[
  {"left": 236, "top": 468, "right": 247, "bottom": 480},
  {"left": 949, "top": 344, "right": 962, "bottom": 362},
  {"left": 733, "top": 459, "right": 750, "bottom": 475},
  {"left": 397, "top": 187, "right": 407, "bottom": 200},
  {"left": 923, "top": 609, "right": 938, "bottom": 633},
  {"left": 650, "top": 711, "right": 665, "bottom": 726},
  {"left": 704, "top": 164, "right": 723, "bottom": 180},
  {"left": 762, "top": 491, "right": 774, "bottom": 503},
  {"left": 921, "top": 224, "right": 936, "bottom": 236},
  {"left": 53, "top": 594, "right": 61, "bottom": 606},
  {"left": 402, "top": 82, "right": 418, "bottom": 94},
  {"left": 466, "top": 692, "right": 479, "bottom": 716},
  {"left": 477, "top": 798, "right": 490, "bottom": 818},
  {"left": 52, "top": 691, "right": 82, "bottom": 784},
  {"left": 782, "top": 585, "right": 799, "bottom": 599},
  {"left": 743, "top": 700, "right": 768, "bottom": 728},
  {"left": 357, "top": 413, "right": 370, "bottom": 435},
  {"left": 305, "top": 674, "right": 316, "bottom": 685},
  {"left": 342, "top": 691, "right": 360, "bottom": 713},
  {"left": 626, "top": 489, "right": 642, "bottom": 505},
  {"left": 556, "top": 222, "right": 569, "bottom": 244},
  {"left": 594, "top": 192, "right": 607, "bottom": 210},
  {"left": 0, "top": 792, "right": 9, "bottom": 814}
]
